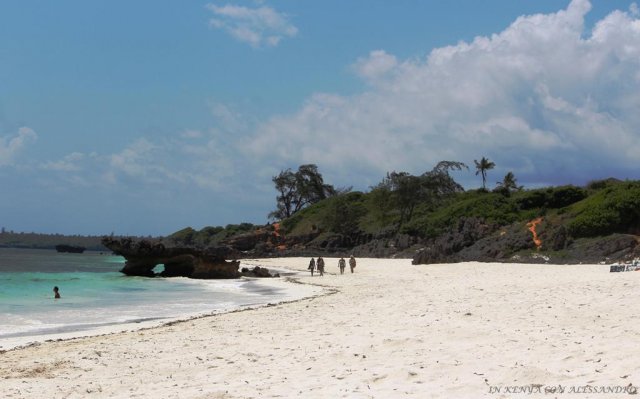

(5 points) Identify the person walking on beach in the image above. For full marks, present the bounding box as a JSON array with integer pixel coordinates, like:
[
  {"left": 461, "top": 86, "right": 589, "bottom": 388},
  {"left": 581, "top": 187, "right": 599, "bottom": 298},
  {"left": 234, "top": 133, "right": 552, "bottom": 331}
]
[
  {"left": 317, "top": 257, "right": 325, "bottom": 276},
  {"left": 338, "top": 257, "right": 346, "bottom": 274},
  {"left": 349, "top": 255, "right": 356, "bottom": 273},
  {"left": 53, "top": 286, "right": 61, "bottom": 299},
  {"left": 308, "top": 258, "right": 316, "bottom": 276}
]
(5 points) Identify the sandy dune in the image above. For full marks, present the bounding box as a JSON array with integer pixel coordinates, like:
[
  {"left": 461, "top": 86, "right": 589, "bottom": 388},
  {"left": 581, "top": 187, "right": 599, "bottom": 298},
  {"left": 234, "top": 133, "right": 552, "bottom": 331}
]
[{"left": 2, "top": 258, "right": 639, "bottom": 398}]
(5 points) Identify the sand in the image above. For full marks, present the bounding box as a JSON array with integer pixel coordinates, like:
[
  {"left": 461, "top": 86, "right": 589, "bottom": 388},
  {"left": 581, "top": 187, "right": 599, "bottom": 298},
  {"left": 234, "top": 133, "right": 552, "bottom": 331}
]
[{"left": 1, "top": 258, "right": 639, "bottom": 398}]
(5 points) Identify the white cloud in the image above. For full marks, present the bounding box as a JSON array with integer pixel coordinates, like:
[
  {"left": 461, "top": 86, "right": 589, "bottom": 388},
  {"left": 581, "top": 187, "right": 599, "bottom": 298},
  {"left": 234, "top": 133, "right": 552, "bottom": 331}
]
[
  {"left": 247, "top": 0, "right": 640, "bottom": 187},
  {"left": 102, "top": 131, "right": 238, "bottom": 192},
  {"left": 0, "top": 127, "right": 37, "bottom": 166},
  {"left": 352, "top": 50, "right": 398, "bottom": 84},
  {"left": 109, "top": 138, "right": 159, "bottom": 179},
  {"left": 24, "top": 0, "right": 640, "bottom": 203},
  {"left": 42, "top": 152, "right": 85, "bottom": 172},
  {"left": 206, "top": 3, "right": 297, "bottom": 48}
]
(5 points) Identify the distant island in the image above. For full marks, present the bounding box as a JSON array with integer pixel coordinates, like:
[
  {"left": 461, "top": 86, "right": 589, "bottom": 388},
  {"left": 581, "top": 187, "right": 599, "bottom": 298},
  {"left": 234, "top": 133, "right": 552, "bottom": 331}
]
[{"left": 0, "top": 231, "right": 108, "bottom": 251}]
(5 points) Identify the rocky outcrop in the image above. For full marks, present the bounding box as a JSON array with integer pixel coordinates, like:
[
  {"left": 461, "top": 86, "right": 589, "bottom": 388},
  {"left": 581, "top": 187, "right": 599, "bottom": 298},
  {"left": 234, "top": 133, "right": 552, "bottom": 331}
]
[
  {"left": 101, "top": 237, "right": 248, "bottom": 279},
  {"left": 55, "top": 244, "right": 86, "bottom": 253},
  {"left": 411, "top": 218, "right": 640, "bottom": 265},
  {"left": 564, "top": 234, "right": 639, "bottom": 263},
  {"left": 350, "top": 234, "right": 419, "bottom": 258},
  {"left": 221, "top": 224, "right": 295, "bottom": 255},
  {"left": 222, "top": 228, "right": 324, "bottom": 256},
  {"left": 412, "top": 218, "right": 498, "bottom": 264},
  {"left": 241, "top": 266, "right": 278, "bottom": 278},
  {"left": 223, "top": 230, "right": 275, "bottom": 252}
]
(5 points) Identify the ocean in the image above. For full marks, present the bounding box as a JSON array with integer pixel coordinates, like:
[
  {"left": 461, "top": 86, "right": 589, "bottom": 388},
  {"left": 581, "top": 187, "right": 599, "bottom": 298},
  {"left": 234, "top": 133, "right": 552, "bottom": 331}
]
[{"left": 0, "top": 248, "right": 289, "bottom": 348}]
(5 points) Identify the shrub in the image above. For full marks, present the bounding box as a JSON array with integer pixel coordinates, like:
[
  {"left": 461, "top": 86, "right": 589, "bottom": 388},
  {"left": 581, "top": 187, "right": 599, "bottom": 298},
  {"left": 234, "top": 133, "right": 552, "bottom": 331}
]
[
  {"left": 586, "top": 178, "right": 621, "bottom": 191},
  {"left": 567, "top": 181, "right": 640, "bottom": 237},
  {"left": 403, "top": 192, "right": 520, "bottom": 238},
  {"left": 168, "top": 227, "right": 197, "bottom": 245},
  {"left": 516, "top": 190, "right": 548, "bottom": 209},
  {"left": 516, "top": 185, "right": 586, "bottom": 210},
  {"left": 547, "top": 186, "right": 587, "bottom": 208}
]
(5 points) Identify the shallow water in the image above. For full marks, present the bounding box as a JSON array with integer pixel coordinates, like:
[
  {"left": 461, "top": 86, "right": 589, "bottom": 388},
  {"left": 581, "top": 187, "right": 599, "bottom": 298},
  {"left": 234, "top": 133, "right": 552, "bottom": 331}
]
[{"left": 0, "top": 248, "right": 284, "bottom": 341}]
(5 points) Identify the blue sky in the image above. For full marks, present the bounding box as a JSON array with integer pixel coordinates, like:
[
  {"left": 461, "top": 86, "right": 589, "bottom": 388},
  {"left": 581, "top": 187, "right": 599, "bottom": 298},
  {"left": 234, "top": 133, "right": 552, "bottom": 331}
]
[{"left": 1, "top": 0, "right": 639, "bottom": 236}]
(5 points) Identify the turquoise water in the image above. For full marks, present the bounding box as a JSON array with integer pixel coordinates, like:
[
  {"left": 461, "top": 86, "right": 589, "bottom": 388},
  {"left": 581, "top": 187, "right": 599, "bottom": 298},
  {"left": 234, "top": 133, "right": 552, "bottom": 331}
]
[{"left": 0, "top": 248, "right": 283, "bottom": 343}]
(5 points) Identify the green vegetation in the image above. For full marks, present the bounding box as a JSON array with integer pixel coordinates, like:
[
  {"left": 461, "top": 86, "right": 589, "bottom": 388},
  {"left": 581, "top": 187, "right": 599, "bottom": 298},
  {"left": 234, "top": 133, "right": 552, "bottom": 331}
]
[
  {"left": 494, "top": 171, "right": 522, "bottom": 196},
  {"left": 403, "top": 190, "right": 523, "bottom": 238},
  {"left": 166, "top": 223, "right": 258, "bottom": 247},
  {"left": 324, "top": 192, "right": 367, "bottom": 238},
  {"left": 269, "top": 164, "right": 339, "bottom": 220},
  {"left": 368, "top": 161, "right": 468, "bottom": 230},
  {"left": 516, "top": 185, "right": 587, "bottom": 210},
  {"left": 567, "top": 180, "right": 640, "bottom": 237},
  {"left": 271, "top": 166, "right": 640, "bottom": 245}
]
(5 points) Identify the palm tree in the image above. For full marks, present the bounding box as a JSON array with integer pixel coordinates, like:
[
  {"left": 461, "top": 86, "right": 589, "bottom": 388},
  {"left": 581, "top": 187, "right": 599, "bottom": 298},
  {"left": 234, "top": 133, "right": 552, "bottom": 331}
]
[
  {"left": 474, "top": 157, "right": 495, "bottom": 190},
  {"left": 495, "top": 171, "right": 522, "bottom": 195}
]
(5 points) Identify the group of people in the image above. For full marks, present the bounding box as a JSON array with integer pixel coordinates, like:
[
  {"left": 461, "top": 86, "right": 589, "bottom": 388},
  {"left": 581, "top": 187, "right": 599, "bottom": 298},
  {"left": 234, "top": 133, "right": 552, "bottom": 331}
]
[{"left": 308, "top": 255, "right": 356, "bottom": 276}]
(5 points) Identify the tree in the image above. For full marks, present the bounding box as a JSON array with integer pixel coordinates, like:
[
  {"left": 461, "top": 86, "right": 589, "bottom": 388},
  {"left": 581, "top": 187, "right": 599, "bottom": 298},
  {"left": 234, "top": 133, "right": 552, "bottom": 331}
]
[
  {"left": 269, "top": 164, "right": 336, "bottom": 220},
  {"left": 368, "top": 177, "right": 395, "bottom": 226},
  {"left": 325, "top": 192, "right": 367, "bottom": 238},
  {"left": 422, "top": 161, "right": 468, "bottom": 199},
  {"left": 392, "top": 172, "right": 423, "bottom": 226},
  {"left": 494, "top": 171, "right": 522, "bottom": 196},
  {"left": 474, "top": 157, "right": 495, "bottom": 190},
  {"left": 369, "top": 161, "right": 468, "bottom": 228}
]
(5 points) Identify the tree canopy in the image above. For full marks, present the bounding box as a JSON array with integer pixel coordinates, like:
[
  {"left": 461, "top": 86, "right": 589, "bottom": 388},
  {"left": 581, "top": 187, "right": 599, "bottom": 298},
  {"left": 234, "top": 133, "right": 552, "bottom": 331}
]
[
  {"left": 370, "top": 161, "right": 468, "bottom": 228},
  {"left": 269, "top": 164, "right": 336, "bottom": 220}
]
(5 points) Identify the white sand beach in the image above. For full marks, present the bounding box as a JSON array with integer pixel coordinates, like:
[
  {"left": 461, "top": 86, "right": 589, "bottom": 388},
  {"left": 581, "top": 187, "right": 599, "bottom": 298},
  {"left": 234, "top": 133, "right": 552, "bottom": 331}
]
[{"left": 2, "top": 258, "right": 639, "bottom": 398}]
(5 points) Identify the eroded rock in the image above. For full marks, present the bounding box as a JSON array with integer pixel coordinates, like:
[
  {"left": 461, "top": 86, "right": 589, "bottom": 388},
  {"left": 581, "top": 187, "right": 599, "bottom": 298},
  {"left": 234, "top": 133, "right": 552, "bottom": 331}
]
[{"left": 102, "top": 237, "right": 241, "bottom": 279}]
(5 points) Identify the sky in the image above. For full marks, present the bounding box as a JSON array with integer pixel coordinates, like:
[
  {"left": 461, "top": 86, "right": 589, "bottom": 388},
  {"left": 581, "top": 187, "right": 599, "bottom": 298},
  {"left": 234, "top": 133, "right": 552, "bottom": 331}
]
[{"left": 1, "top": 0, "right": 639, "bottom": 236}]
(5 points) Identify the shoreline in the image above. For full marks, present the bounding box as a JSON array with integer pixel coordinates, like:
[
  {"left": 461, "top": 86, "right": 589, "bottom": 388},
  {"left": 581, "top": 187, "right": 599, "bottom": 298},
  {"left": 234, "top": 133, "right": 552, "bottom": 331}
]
[
  {"left": 0, "top": 263, "right": 326, "bottom": 352},
  {"left": 3, "top": 258, "right": 639, "bottom": 398}
]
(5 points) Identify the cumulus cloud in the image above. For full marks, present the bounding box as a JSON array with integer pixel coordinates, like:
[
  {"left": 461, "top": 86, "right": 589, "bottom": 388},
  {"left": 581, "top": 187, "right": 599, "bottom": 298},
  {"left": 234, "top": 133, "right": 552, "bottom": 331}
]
[
  {"left": 0, "top": 127, "right": 37, "bottom": 166},
  {"left": 206, "top": 3, "right": 297, "bottom": 48},
  {"left": 248, "top": 0, "right": 640, "bottom": 188}
]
